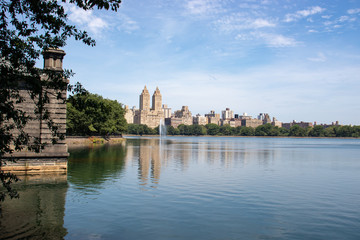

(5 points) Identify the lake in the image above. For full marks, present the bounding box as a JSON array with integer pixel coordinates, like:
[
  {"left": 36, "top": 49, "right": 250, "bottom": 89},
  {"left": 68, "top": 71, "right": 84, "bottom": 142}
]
[{"left": 1, "top": 136, "right": 360, "bottom": 239}]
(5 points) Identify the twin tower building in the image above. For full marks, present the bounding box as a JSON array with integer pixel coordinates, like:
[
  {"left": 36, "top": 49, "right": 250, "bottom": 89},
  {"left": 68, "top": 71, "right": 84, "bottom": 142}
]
[{"left": 125, "top": 86, "right": 169, "bottom": 128}]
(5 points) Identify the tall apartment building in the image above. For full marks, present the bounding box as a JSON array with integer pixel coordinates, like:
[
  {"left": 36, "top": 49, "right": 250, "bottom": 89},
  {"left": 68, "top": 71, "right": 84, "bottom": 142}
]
[
  {"left": 222, "top": 108, "right": 234, "bottom": 120},
  {"left": 124, "top": 86, "right": 165, "bottom": 128},
  {"left": 193, "top": 114, "right": 208, "bottom": 125},
  {"left": 205, "top": 110, "right": 221, "bottom": 125}
]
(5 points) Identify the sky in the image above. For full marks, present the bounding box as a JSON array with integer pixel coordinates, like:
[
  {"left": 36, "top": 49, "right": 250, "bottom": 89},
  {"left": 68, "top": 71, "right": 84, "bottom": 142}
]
[{"left": 58, "top": 0, "right": 360, "bottom": 125}]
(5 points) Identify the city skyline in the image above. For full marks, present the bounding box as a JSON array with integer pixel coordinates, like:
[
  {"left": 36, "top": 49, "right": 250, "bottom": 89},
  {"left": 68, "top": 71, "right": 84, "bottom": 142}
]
[
  {"left": 52, "top": 0, "right": 359, "bottom": 125},
  {"left": 126, "top": 86, "right": 339, "bottom": 128}
]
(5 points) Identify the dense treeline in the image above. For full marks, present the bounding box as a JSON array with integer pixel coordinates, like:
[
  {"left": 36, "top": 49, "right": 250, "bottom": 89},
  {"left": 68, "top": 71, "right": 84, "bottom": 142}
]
[
  {"left": 126, "top": 123, "right": 360, "bottom": 138},
  {"left": 67, "top": 92, "right": 127, "bottom": 136}
]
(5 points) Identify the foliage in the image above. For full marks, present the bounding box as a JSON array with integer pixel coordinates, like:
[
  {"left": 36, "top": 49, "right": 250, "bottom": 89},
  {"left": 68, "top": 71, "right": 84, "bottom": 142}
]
[
  {"left": 167, "top": 126, "right": 180, "bottom": 135},
  {"left": 289, "top": 125, "right": 306, "bottom": 137},
  {"left": 67, "top": 92, "right": 127, "bottom": 136},
  {"left": 205, "top": 124, "right": 220, "bottom": 135},
  {"left": 127, "top": 124, "right": 156, "bottom": 135},
  {"left": 219, "top": 124, "right": 232, "bottom": 136},
  {"left": 127, "top": 122, "right": 359, "bottom": 139},
  {"left": 308, "top": 125, "right": 325, "bottom": 137},
  {"left": 1, "top": 0, "right": 121, "bottom": 201}
]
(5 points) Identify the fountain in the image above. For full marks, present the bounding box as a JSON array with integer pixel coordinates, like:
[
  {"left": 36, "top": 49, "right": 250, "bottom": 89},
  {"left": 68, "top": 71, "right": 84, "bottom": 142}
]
[{"left": 159, "top": 119, "right": 166, "bottom": 138}]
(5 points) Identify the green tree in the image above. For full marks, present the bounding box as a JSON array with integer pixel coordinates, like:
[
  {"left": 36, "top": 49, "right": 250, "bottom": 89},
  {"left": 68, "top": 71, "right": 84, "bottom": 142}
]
[
  {"left": 255, "top": 124, "right": 272, "bottom": 136},
  {"left": 336, "top": 125, "right": 353, "bottom": 137},
  {"left": 205, "top": 123, "right": 220, "bottom": 135},
  {"left": 308, "top": 125, "right": 325, "bottom": 137},
  {"left": 278, "top": 127, "right": 289, "bottom": 136},
  {"left": 324, "top": 126, "right": 336, "bottom": 137},
  {"left": 1, "top": 0, "right": 122, "bottom": 201},
  {"left": 167, "top": 126, "right": 179, "bottom": 135},
  {"left": 178, "top": 124, "right": 193, "bottom": 135},
  {"left": 67, "top": 92, "right": 127, "bottom": 136},
  {"left": 289, "top": 125, "right": 306, "bottom": 137},
  {"left": 352, "top": 126, "right": 360, "bottom": 138},
  {"left": 219, "top": 124, "right": 232, "bottom": 136},
  {"left": 239, "top": 126, "right": 255, "bottom": 136},
  {"left": 193, "top": 125, "right": 207, "bottom": 135}
]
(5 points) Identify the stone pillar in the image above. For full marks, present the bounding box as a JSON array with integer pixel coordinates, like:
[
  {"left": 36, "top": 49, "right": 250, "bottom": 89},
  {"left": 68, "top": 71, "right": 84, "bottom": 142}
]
[{"left": 1, "top": 49, "right": 69, "bottom": 173}]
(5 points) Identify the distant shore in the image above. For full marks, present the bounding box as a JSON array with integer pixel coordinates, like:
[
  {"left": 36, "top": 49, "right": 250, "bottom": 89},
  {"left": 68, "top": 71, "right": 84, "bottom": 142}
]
[
  {"left": 122, "top": 134, "right": 359, "bottom": 139},
  {"left": 65, "top": 135, "right": 358, "bottom": 148}
]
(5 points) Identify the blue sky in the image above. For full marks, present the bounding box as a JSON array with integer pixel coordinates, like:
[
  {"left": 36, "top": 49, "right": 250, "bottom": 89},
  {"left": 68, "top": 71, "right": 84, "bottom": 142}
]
[{"left": 60, "top": 0, "right": 360, "bottom": 125}]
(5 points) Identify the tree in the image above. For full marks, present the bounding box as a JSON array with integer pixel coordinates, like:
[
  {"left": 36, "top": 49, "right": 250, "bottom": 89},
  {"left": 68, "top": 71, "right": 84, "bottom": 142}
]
[
  {"left": 193, "top": 125, "right": 207, "bottom": 135},
  {"left": 324, "top": 126, "right": 336, "bottom": 137},
  {"left": 289, "top": 125, "right": 306, "bottom": 137},
  {"left": 67, "top": 92, "right": 127, "bottom": 136},
  {"left": 205, "top": 123, "right": 220, "bottom": 135},
  {"left": 352, "top": 126, "right": 360, "bottom": 138},
  {"left": 178, "top": 124, "right": 192, "bottom": 135},
  {"left": 219, "top": 124, "right": 232, "bottom": 136},
  {"left": 1, "top": 0, "right": 122, "bottom": 201},
  {"left": 308, "top": 125, "right": 324, "bottom": 137},
  {"left": 255, "top": 124, "right": 272, "bottom": 136},
  {"left": 167, "top": 126, "right": 179, "bottom": 135},
  {"left": 336, "top": 125, "right": 354, "bottom": 137},
  {"left": 239, "top": 126, "right": 255, "bottom": 136}
]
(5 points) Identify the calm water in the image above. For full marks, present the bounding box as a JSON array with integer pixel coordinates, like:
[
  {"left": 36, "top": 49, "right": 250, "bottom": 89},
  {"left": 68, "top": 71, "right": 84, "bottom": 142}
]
[{"left": 1, "top": 137, "right": 360, "bottom": 239}]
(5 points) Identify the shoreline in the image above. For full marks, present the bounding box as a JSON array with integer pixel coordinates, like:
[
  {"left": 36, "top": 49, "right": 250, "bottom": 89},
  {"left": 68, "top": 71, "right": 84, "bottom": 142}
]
[
  {"left": 122, "top": 134, "right": 359, "bottom": 139},
  {"left": 65, "top": 135, "right": 359, "bottom": 147}
]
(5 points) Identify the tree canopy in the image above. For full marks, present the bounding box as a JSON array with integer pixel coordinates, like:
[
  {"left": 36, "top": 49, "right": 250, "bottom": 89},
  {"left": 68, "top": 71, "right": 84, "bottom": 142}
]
[
  {"left": 67, "top": 91, "right": 127, "bottom": 136},
  {"left": 1, "top": 0, "right": 121, "bottom": 201},
  {"left": 127, "top": 122, "right": 359, "bottom": 138}
]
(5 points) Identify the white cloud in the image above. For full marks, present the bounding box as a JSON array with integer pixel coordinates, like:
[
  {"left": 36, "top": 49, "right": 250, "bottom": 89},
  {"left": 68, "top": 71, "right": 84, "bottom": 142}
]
[
  {"left": 322, "top": 15, "right": 356, "bottom": 30},
  {"left": 339, "top": 16, "right": 349, "bottom": 22},
  {"left": 255, "top": 32, "right": 298, "bottom": 47},
  {"left": 284, "top": 6, "right": 325, "bottom": 22},
  {"left": 185, "top": 0, "right": 223, "bottom": 16},
  {"left": 216, "top": 15, "right": 276, "bottom": 32},
  {"left": 252, "top": 18, "right": 276, "bottom": 28},
  {"left": 116, "top": 14, "right": 139, "bottom": 33},
  {"left": 321, "top": 15, "right": 332, "bottom": 19},
  {"left": 308, "top": 52, "right": 327, "bottom": 62},
  {"left": 348, "top": 8, "right": 360, "bottom": 14},
  {"left": 67, "top": 6, "right": 108, "bottom": 34}
]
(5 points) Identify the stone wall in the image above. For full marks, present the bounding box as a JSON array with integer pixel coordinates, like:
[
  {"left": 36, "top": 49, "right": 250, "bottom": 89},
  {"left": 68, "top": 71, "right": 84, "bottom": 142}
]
[{"left": 2, "top": 49, "right": 68, "bottom": 173}]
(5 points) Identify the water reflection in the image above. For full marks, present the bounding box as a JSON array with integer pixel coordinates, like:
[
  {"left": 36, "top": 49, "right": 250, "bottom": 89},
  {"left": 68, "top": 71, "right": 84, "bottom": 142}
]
[
  {"left": 1, "top": 137, "right": 360, "bottom": 239},
  {"left": 0, "top": 174, "right": 68, "bottom": 239},
  {"left": 124, "top": 137, "right": 279, "bottom": 187},
  {"left": 68, "top": 143, "right": 127, "bottom": 188}
]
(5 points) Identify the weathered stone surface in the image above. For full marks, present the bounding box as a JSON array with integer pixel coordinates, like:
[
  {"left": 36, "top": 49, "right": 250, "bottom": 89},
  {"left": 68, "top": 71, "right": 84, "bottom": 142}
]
[{"left": 1, "top": 49, "right": 68, "bottom": 173}]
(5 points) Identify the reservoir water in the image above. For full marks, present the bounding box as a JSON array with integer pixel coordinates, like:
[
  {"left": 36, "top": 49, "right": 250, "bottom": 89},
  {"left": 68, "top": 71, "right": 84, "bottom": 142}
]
[{"left": 1, "top": 136, "right": 360, "bottom": 239}]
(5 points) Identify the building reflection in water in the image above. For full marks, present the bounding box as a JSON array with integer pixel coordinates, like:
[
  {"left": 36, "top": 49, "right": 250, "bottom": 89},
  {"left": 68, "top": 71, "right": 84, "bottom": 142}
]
[
  {"left": 0, "top": 173, "right": 68, "bottom": 239},
  {"left": 125, "top": 137, "right": 278, "bottom": 190}
]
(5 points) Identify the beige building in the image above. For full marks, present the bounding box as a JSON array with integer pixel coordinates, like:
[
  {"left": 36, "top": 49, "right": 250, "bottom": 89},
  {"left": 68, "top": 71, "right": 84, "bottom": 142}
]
[
  {"left": 282, "top": 120, "right": 313, "bottom": 129},
  {"left": 162, "top": 104, "right": 172, "bottom": 118},
  {"left": 166, "top": 106, "right": 193, "bottom": 127},
  {"left": 205, "top": 110, "right": 221, "bottom": 125},
  {"left": 124, "top": 105, "right": 136, "bottom": 124},
  {"left": 241, "top": 118, "right": 263, "bottom": 128},
  {"left": 193, "top": 114, "right": 208, "bottom": 125},
  {"left": 222, "top": 108, "right": 234, "bottom": 120},
  {"left": 272, "top": 117, "right": 282, "bottom": 127},
  {"left": 129, "top": 86, "right": 165, "bottom": 128}
]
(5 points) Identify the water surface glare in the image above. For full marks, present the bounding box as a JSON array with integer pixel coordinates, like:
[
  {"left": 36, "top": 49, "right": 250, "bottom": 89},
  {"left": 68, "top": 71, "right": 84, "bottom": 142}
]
[{"left": 1, "top": 136, "right": 360, "bottom": 239}]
